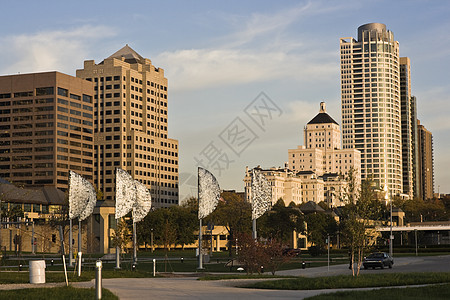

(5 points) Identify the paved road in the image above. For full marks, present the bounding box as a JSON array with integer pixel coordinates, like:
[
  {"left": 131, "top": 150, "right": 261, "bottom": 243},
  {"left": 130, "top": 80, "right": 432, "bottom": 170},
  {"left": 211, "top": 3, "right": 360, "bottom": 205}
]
[
  {"left": 73, "top": 254, "right": 450, "bottom": 300},
  {"left": 277, "top": 254, "right": 450, "bottom": 277}
]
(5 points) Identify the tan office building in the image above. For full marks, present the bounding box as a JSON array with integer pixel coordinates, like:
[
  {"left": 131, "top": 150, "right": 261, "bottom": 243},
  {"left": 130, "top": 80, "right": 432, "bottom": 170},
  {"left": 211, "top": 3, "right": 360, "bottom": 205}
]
[
  {"left": 0, "top": 72, "right": 94, "bottom": 191},
  {"left": 340, "top": 23, "right": 402, "bottom": 195},
  {"left": 76, "top": 45, "right": 179, "bottom": 207}
]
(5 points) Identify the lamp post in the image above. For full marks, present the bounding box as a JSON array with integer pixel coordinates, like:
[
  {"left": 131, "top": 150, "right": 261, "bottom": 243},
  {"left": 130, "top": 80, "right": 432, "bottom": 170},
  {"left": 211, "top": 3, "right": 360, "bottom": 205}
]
[
  {"left": 390, "top": 191, "right": 393, "bottom": 257},
  {"left": 384, "top": 185, "right": 393, "bottom": 257},
  {"left": 151, "top": 228, "right": 154, "bottom": 253}
]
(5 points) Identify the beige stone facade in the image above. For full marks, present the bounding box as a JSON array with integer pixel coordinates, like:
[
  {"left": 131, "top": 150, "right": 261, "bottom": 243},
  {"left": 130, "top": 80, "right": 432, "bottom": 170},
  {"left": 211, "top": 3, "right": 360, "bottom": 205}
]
[
  {"left": 0, "top": 72, "right": 94, "bottom": 191},
  {"left": 244, "top": 102, "right": 361, "bottom": 208},
  {"left": 76, "top": 45, "right": 179, "bottom": 207},
  {"left": 288, "top": 102, "right": 361, "bottom": 183}
]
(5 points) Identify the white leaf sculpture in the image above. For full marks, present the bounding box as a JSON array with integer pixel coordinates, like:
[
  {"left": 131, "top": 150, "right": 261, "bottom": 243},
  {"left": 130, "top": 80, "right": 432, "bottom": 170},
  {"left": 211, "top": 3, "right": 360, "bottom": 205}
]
[
  {"left": 133, "top": 180, "right": 152, "bottom": 222},
  {"left": 68, "top": 170, "right": 97, "bottom": 221},
  {"left": 251, "top": 169, "right": 272, "bottom": 220},
  {"left": 115, "top": 168, "right": 136, "bottom": 219},
  {"left": 198, "top": 167, "right": 220, "bottom": 219}
]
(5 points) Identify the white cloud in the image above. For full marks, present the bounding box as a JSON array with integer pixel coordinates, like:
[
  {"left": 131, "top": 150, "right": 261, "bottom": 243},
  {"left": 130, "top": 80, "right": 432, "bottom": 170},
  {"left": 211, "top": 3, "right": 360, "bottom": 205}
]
[
  {"left": 0, "top": 25, "right": 115, "bottom": 76},
  {"left": 155, "top": 2, "right": 345, "bottom": 92},
  {"left": 157, "top": 47, "right": 337, "bottom": 91}
]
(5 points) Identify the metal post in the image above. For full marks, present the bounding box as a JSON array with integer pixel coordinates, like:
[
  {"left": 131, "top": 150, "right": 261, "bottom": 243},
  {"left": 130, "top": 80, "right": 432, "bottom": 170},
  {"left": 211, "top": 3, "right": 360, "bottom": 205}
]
[
  {"left": 151, "top": 229, "right": 154, "bottom": 253},
  {"left": 31, "top": 221, "right": 35, "bottom": 255},
  {"left": 77, "top": 252, "right": 82, "bottom": 277},
  {"left": 133, "top": 221, "right": 137, "bottom": 265},
  {"left": 69, "top": 219, "right": 74, "bottom": 267},
  {"left": 389, "top": 191, "right": 393, "bottom": 257},
  {"left": 78, "top": 219, "right": 82, "bottom": 274},
  {"left": 58, "top": 226, "right": 68, "bottom": 286},
  {"left": 115, "top": 219, "right": 120, "bottom": 270},
  {"left": 210, "top": 230, "right": 213, "bottom": 256},
  {"left": 252, "top": 218, "right": 257, "bottom": 240},
  {"left": 327, "top": 234, "right": 330, "bottom": 272},
  {"left": 78, "top": 219, "right": 82, "bottom": 254},
  {"left": 198, "top": 218, "right": 203, "bottom": 269},
  {"left": 415, "top": 229, "right": 418, "bottom": 256},
  {"left": 152, "top": 258, "right": 156, "bottom": 277},
  {"left": 95, "top": 260, "right": 102, "bottom": 300}
]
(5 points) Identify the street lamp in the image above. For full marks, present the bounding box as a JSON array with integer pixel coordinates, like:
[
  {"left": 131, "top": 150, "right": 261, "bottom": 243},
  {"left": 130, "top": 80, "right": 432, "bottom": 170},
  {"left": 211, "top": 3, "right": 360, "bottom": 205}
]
[
  {"left": 151, "top": 228, "right": 154, "bottom": 253},
  {"left": 384, "top": 185, "right": 393, "bottom": 257}
]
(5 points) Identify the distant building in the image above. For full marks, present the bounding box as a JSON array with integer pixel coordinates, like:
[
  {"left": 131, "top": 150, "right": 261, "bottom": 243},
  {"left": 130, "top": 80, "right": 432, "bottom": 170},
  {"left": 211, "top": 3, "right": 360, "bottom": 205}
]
[
  {"left": 288, "top": 102, "right": 361, "bottom": 179},
  {"left": 76, "top": 45, "right": 179, "bottom": 208},
  {"left": 0, "top": 72, "right": 94, "bottom": 191},
  {"left": 417, "top": 120, "right": 434, "bottom": 200},
  {"left": 244, "top": 102, "right": 359, "bottom": 208},
  {"left": 400, "top": 57, "right": 416, "bottom": 199}
]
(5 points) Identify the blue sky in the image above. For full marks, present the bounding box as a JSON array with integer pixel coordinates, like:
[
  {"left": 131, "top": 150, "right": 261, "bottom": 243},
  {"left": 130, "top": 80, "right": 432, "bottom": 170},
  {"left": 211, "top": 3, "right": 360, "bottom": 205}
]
[{"left": 1, "top": 0, "right": 449, "bottom": 197}]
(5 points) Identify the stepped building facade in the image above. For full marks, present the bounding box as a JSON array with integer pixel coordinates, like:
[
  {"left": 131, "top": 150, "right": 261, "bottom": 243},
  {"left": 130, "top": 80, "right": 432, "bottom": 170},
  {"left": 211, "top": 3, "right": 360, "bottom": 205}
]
[{"left": 76, "top": 45, "right": 179, "bottom": 207}]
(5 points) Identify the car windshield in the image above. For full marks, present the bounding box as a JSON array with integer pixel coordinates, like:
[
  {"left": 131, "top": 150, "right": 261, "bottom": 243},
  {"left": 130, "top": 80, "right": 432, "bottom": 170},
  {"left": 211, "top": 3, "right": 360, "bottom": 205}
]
[{"left": 368, "top": 253, "right": 384, "bottom": 258}]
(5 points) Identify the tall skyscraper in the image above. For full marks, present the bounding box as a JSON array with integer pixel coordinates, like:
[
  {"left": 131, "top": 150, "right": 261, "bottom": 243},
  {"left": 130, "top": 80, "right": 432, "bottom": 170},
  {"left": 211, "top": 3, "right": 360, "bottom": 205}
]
[
  {"left": 76, "top": 45, "right": 179, "bottom": 207},
  {"left": 399, "top": 57, "right": 415, "bottom": 198},
  {"left": 410, "top": 96, "right": 420, "bottom": 198},
  {"left": 0, "top": 72, "right": 94, "bottom": 191},
  {"left": 417, "top": 120, "right": 434, "bottom": 200},
  {"left": 340, "top": 23, "right": 402, "bottom": 195}
]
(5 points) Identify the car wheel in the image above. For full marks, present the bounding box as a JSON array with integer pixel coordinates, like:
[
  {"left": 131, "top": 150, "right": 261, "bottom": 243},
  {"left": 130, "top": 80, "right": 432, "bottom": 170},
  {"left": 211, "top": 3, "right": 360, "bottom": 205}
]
[
  {"left": 372, "top": 267, "right": 375, "bottom": 269},
  {"left": 380, "top": 264, "right": 384, "bottom": 269},
  {"left": 364, "top": 265, "right": 368, "bottom": 270},
  {"left": 388, "top": 262, "right": 392, "bottom": 269}
]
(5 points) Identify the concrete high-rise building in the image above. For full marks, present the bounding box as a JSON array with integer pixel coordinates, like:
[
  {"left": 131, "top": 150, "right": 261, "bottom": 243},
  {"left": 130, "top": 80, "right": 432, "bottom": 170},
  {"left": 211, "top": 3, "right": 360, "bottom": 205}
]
[
  {"left": 410, "top": 96, "right": 420, "bottom": 198},
  {"left": 340, "top": 23, "right": 402, "bottom": 195},
  {"left": 417, "top": 120, "right": 434, "bottom": 200},
  {"left": 76, "top": 45, "right": 179, "bottom": 207},
  {"left": 399, "top": 57, "right": 415, "bottom": 198},
  {"left": 0, "top": 72, "right": 94, "bottom": 191}
]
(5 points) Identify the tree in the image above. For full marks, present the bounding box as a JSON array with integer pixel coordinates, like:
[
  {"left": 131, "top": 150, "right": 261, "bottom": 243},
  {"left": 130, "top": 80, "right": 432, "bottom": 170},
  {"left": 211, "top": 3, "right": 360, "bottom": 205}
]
[
  {"left": 209, "top": 191, "right": 252, "bottom": 256},
  {"left": 236, "top": 232, "right": 294, "bottom": 275},
  {"left": 235, "top": 232, "right": 267, "bottom": 274},
  {"left": 258, "top": 199, "right": 305, "bottom": 245},
  {"left": 340, "top": 169, "right": 380, "bottom": 276},
  {"left": 112, "top": 219, "right": 131, "bottom": 253},
  {"left": 169, "top": 205, "right": 197, "bottom": 249},
  {"left": 305, "top": 212, "right": 338, "bottom": 251}
]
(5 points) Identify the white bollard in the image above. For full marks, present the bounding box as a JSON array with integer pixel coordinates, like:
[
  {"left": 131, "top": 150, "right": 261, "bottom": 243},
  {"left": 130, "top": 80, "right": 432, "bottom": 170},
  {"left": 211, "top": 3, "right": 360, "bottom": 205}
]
[{"left": 95, "top": 260, "right": 102, "bottom": 300}]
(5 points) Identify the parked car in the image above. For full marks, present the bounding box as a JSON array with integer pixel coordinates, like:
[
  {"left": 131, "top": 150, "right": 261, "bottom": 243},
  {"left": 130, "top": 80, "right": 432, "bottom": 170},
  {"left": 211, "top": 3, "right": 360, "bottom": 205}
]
[
  {"left": 363, "top": 252, "right": 394, "bottom": 269},
  {"left": 282, "top": 248, "right": 301, "bottom": 256}
]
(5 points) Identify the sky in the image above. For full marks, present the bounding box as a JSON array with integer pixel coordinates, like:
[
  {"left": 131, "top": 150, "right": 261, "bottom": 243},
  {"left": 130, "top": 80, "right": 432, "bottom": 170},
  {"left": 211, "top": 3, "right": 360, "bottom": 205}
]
[{"left": 1, "top": 0, "right": 449, "bottom": 199}]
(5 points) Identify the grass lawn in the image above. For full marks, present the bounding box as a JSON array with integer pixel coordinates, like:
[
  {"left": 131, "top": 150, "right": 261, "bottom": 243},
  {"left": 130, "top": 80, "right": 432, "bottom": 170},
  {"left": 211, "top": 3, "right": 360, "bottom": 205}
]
[
  {"left": 305, "top": 283, "right": 450, "bottom": 300},
  {"left": 0, "top": 286, "right": 118, "bottom": 300},
  {"left": 243, "top": 272, "right": 450, "bottom": 290}
]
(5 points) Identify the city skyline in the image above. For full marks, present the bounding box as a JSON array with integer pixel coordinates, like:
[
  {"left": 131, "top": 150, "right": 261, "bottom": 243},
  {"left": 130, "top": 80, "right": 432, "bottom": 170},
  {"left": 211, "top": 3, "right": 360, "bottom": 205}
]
[{"left": 1, "top": 1, "right": 449, "bottom": 196}]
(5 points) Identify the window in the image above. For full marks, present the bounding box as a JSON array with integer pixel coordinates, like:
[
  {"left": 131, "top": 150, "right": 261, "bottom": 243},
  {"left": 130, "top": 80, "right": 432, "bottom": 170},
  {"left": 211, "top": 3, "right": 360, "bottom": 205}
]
[
  {"left": 83, "top": 94, "right": 92, "bottom": 103},
  {"left": 58, "top": 87, "right": 68, "bottom": 97},
  {"left": 70, "top": 94, "right": 81, "bottom": 100},
  {"left": 36, "top": 87, "right": 54, "bottom": 96}
]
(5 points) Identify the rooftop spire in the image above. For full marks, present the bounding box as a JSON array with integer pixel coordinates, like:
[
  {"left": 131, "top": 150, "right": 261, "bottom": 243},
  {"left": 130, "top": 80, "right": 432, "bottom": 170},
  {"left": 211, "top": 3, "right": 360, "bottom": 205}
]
[{"left": 106, "top": 45, "right": 145, "bottom": 64}]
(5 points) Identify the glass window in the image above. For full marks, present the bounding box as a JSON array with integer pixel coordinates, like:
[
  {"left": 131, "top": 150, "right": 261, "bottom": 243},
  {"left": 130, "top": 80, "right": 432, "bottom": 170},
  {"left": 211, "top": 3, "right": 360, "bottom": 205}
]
[{"left": 36, "top": 87, "right": 54, "bottom": 96}]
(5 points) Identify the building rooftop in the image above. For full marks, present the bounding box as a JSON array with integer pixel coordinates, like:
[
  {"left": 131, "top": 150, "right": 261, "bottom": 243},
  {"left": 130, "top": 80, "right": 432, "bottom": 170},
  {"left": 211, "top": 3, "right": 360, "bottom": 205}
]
[
  {"left": 0, "top": 181, "right": 66, "bottom": 206},
  {"left": 106, "top": 44, "right": 145, "bottom": 64},
  {"left": 307, "top": 102, "right": 338, "bottom": 125}
]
